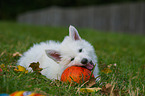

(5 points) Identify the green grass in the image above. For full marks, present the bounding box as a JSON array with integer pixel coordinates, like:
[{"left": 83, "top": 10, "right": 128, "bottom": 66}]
[{"left": 0, "top": 21, "right": 145, "bottom": 95}]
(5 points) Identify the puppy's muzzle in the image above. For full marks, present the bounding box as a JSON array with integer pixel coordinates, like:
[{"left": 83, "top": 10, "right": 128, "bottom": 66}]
[{"left": 81, "top": 58, "right": 94, "bottom": 70}]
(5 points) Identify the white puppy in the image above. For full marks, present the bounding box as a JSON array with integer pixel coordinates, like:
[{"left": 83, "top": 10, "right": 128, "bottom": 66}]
[{"left": 17, "top": 25, "right": 99, "bottom": 80}]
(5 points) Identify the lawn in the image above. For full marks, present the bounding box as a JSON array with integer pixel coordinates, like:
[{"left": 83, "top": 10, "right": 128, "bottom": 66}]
[{"left": 0, "top": 21, "right": 145, "bottom": 95}]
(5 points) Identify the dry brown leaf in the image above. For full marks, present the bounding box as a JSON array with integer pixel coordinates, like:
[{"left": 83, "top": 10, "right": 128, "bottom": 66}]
[
  {"left": 106, "top": 83, "right": 112, "bottom": 89},
  {"left": 101, "top": 83, "right": 120, "bottom": 96},
  {"left": 12, "top": 52, "right": 22, "bottom": 57},
  {"left": 29, "top": 62, "right": 43, "bottom": 74},
  {"left": 101, "top": 83, "right": 112, "bottom": 95},
  {"left": 85, "top": 77, "right": 96, "bottom": 88}
]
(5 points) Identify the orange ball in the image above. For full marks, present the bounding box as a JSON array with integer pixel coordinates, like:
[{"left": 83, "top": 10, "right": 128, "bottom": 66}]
[{"left": 61, "top": 66, "right": 94, "bottom": 84}]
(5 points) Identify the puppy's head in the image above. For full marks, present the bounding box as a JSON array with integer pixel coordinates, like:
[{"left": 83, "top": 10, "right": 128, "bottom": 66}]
[{"left": 45, "top": 25, "right": 97, "bottom": 70}]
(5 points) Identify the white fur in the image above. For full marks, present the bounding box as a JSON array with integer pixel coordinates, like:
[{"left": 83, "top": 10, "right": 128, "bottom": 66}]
[{"left": 17, "top": 25, "right": 99, "bottom": 80}]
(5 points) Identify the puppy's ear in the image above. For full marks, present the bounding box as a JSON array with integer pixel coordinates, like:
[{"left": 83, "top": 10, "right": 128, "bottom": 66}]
[
  {"left": 45, "top": 50, "right": 61, "bottom": 62},
  {"left": 69, "top": 25, "right": 81, "bottom": 40}
]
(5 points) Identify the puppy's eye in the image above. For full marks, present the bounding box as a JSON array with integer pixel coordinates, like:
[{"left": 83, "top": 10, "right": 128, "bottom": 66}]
[
  {"left": 71, "top": 58, "right": 75, "bottom": 61},
  {"left": 79, "top": 49, "right": 82, "bottom": 53}
]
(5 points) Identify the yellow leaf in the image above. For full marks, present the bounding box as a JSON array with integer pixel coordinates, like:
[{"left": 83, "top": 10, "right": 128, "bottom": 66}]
[
  {"left": 0, "top": 64, "right": 5, "bottom": 68},
  {"left": 79, "top": 87, "right": 101, "bottom": 93},
  {"left": 14, "top": 65, "right": 28, "bottom": 73},
  {"left": 101, "top": 68, "right": 112, "bottom": 74}
]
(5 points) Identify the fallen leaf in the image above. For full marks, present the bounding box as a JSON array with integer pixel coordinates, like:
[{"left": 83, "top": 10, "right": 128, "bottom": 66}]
[
  {"left": 12, "top": 52, "right": 22, "bottom": 57},
  {"left": 101, "top": 68, "right": 112, "bottom": 74},
  {"left": 79, "top": 87, "right": 101, "bottom": 93},
  {"left": 14, "top": 65, "right": 28, "bottom": 73},
  {"left": 101, "top": 83, "right": 112, "bottom": 95},
  {"left": 101, "top": 83, "right": 120, "bottom": 96},
  {"left": 85, "top": 77, "right": 96, "bottom": 88},
  {"left": 29, "top": 62, "right": 43, "bottom": 74},
  {"left": 106, "top": 83, "right": 112, "bottom": 89},
  {"left": 0, "top": 64, "right": 5, "bottom": 68}
]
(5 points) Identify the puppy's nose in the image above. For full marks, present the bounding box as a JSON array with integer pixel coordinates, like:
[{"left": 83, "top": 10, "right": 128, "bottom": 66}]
[{"left": 81, "top": 58, "right": 88, "bottom": 64}]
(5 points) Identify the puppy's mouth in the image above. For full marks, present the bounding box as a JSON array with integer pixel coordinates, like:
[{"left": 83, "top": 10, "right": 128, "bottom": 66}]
[
  {"left": 84, "top": 61, "right": 94, "bottom": 71},
  {"left": 70, "top": 61, "right": 94, "bottom": 71}
]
